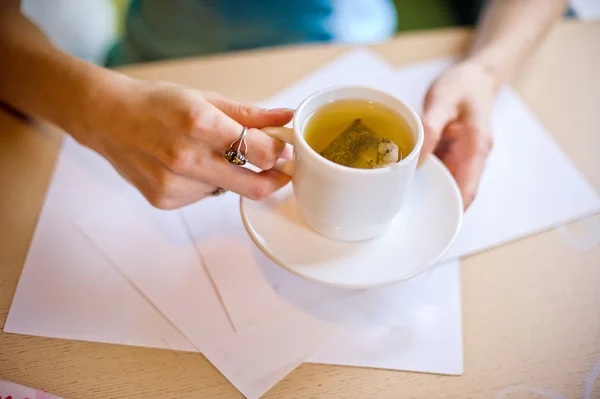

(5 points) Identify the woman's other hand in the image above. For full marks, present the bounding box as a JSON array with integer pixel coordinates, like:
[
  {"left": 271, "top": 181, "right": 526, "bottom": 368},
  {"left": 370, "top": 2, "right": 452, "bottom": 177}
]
[{"left": 420, "top": 61, "right": 498, "bottom": 209}]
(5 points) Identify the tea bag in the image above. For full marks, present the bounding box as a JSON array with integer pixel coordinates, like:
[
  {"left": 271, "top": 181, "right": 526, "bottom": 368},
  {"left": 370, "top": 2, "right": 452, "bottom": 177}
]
[{"left": 320, "top": 119, "right": 400, "bottom": 169}]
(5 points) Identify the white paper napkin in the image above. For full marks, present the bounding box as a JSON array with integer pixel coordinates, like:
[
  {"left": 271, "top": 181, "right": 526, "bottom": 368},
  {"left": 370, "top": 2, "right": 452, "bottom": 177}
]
[
  {"left": 77, "top": 196, "right": 341, "bottom": 399},
  {"left": 181, "top": 193, "right": 356, "bottom": 331}
]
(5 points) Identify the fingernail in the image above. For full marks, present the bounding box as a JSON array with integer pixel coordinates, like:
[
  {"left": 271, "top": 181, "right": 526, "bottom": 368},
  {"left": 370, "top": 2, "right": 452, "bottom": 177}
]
[{"left": 269, "top": 108, "right": 295, "bottom": 113}]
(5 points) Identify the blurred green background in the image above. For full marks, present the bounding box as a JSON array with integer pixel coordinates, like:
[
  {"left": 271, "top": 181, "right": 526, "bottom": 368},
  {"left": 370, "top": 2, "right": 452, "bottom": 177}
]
[{"left": 109, "top": 0, "right": 483, "bottom": 38}]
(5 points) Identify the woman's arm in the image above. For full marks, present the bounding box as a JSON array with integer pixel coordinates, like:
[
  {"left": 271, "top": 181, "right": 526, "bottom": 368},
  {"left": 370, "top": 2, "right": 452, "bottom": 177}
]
[
  {"left": 0, "top": 0, "right": 127, "bottom": 145},
  {"left": 469, "top": 0, "right": 569, "bottom": 87}
]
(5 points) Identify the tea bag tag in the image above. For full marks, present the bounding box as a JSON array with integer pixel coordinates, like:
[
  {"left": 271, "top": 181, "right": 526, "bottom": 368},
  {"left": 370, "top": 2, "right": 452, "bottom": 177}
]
[{"left": 374, "top": 138, "right": 400, "bottom": 168}]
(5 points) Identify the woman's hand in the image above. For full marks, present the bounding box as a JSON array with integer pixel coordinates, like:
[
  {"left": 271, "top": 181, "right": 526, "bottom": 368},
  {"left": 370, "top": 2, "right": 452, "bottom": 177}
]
[
  {"left": 420, "top": 60, "right": 499, "bottom": 209},
  {"left": 82, "top": 79, "right": 293, "bottom": 209}
]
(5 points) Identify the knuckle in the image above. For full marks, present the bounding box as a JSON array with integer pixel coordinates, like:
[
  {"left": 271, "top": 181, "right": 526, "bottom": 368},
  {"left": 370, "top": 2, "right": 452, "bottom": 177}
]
[
  {"left": 146, "top": 192, "right": 174, "bottom": 210},
  {"left": 195, "top": 109, "right": 217, "bottom": 137},
  {"left": 165, "top": 140, "right": 196, "bottom": 173},
  {"left": 205, "top": 90, "right": 223, "bottom": 101},
  {"left": 182, "top": 105, "right": 214, "bottom": 139},
  {"left": 248, "top": 181, "right": 272, "bottom": 201},
  {"left": 238, "top": 104, "right": 260, "bottom": 119},
  {"left": 155, "top": 169, "right": 178, "bottom": 196},
  {"left": 254, "top": 146, "right": 278, "bottom": 169},
  {"left": 179, "top": 105, "right": 201, "bottom": 132}
]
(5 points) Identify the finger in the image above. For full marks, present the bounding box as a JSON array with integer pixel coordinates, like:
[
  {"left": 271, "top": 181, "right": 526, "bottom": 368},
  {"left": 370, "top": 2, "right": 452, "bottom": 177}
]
[
  {"left": 137, "top": 154, "right": 217, "bottom": 209},
  {"left": 455, "top": 113, "right": 493, "bottom": 210},
  {"left": 453, "top": 149, "right": 488, "bottom": 210},
  {"left": 205, "top": 92, "right": 294, "bottom": 128},
  {"left": 262, "top": 126, "right": 294, "bottom": 144},
  {"left": 150, "top": 168, "right": 216, "bottom": 202},
  {"left": 433, "top": 122, "right": 463, "bottom": 160},
  {"left": 154, "top": 188, "right": 216, "bottom": 210},
  {"left": 191, "top": 105, "right": 287, "bottom": 170},
  {"left": 433, "top": 137, "right": 451, "bottom": 160},
  {"left": 101, "top": 150, "right": 166, "bottom": 206},
  {"left": 104, "top": 147, "right": 216, "bottom": 210},
  {"left": 202, "top": 152, "right": 290, "bottom": 200},
  {"left": 110, "top": 158, "right": 178, "bottom": 210},
  {"left": 419, "top": 87, "right": 458, "bottom": 166}
]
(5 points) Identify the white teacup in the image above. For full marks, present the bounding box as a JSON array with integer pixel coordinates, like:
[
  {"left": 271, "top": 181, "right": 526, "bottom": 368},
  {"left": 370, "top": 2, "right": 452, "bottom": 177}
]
[{"left": 266, "top": 86, "right": 424, "bottom": 242}]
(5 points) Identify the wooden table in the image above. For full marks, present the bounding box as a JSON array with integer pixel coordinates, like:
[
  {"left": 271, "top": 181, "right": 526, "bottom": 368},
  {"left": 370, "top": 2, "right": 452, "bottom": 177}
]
[{"left": 1, "top": 21, "right": 599, "bottom": 399}]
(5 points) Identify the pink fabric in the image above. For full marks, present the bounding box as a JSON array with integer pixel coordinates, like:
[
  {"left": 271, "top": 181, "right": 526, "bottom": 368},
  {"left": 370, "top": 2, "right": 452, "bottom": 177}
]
[{"left": 0, "top": 380, "right": 62, "bottom": 399}]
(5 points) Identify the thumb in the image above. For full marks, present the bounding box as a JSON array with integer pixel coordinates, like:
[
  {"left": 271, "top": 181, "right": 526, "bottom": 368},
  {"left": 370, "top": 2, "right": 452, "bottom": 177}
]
[
  {"left": 205, "top": 93, "right": 293, "bottom": 128},
  {"left": 419, "top": 89, "right": 458, "bottom": 165}
]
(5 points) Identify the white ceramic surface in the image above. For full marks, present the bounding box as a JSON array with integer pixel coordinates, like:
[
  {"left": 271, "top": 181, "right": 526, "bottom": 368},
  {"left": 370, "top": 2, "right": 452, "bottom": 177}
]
[
  {"left": 270, "top": 85, "right": 424, "bottom": 242},
  {"left": 240, "top": 156, "right": 463, "bottom": 288}
]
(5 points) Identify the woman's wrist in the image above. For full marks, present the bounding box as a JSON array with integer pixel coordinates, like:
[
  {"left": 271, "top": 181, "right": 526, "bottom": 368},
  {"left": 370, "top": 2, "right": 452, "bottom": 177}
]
[
  {"left": 71, "top": 65, "right": 136, "bottom": 150},
  {"left": 462, "top": 49, "right": 506, "bottom": 94}
]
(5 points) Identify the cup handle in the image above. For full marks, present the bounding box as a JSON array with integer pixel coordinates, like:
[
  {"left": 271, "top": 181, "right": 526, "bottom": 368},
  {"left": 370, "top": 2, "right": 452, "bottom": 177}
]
[{"left": 262, "top": 126, "right": 295, "bottom": 176}]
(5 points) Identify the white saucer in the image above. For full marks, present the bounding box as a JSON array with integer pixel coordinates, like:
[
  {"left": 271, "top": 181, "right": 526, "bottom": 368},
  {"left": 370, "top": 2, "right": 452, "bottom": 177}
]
[{"left": 240, "top": 157, "right": 463, "bottom": 288}]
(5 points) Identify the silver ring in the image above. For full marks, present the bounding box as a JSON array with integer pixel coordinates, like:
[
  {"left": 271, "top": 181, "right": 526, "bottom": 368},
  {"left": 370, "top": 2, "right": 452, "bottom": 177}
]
[
  {"left": 224, "top": 127, "right": 248, "bottom": 166},
  {"left": 211, "top": 187, "right": 228, "bottom": 196}
]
